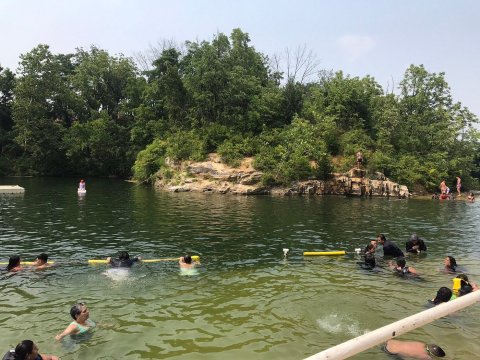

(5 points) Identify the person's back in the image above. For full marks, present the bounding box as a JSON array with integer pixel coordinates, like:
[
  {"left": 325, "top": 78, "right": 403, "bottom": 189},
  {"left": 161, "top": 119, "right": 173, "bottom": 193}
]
[
  {"left": 179, "top": 255, "right": 194, "bottom": 269},
  {"left": 382, "top": 240, "right": 404, "bottom": 258},
  {"left": 107, "top": 251, "right": 140, "bottom": 268}
]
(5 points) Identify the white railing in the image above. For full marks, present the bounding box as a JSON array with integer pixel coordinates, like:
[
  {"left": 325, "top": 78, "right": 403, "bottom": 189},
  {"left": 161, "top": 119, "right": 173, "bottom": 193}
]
[{"left": 304, "top": 290, "right": 480, "bottom": 360}]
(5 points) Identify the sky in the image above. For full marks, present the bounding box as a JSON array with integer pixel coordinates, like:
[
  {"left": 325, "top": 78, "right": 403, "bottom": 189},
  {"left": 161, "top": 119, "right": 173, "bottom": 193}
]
[{"left": 1, "top": 0, "right": 479, "bottom": 117}]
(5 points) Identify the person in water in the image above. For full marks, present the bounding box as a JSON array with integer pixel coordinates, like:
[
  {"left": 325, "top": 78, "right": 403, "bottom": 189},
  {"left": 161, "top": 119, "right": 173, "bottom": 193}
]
[
  {"left": 443, "top": 256, "right": 457, "bottom": 273},
  {"left": 2, "top": 340, "right": 59, "bottom": 360},
  {"left": 406, "top": 234, "right": 427, "bottom": 254},
  {"left": 78, "top": 179, "right": 86, "bottom": 190},
  {"left": 6, "top": 255, "right": 23, "bottom": 272},
  {"left": 430, "top": 287, "right": 453, "bottom": 305},
  {"left": 363, "top": 240, "right": 377, "bottom": 255},
  {"left": 383, "top": 339, "right": 445, "bottom": 359},
  {"left": 55, "top": 303, "right": 95, "bottom": 341},
  {"left": 33, "top": 253, "right": 52, "bottom": 270},
  {"left": 391, "top": 258, "right": 417, "bottom": 275},
  {"left": 106, "top": 251, "right": 141, "bottom": 268},
  {"left": 179, "top": 255, "right": 195, "bottom": 269},
  {"left": 467, "top": 192, "right": 475, "bottom": 203},
  {"left": 454, "top": 274, "right": 479, "bottom": 296},
  {"left": 377, "top": 234, "right": 404, "bottom": 258}
]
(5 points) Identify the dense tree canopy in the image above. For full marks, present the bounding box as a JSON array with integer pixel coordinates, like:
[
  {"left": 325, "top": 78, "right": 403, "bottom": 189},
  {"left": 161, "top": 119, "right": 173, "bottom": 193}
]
[{"left": 0, "top": 29, "right": 478, "bottom": 191}]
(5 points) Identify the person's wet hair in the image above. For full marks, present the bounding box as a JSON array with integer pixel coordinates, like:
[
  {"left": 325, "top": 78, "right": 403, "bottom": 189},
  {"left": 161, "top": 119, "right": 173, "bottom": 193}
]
[
  {"left": 14, "top": 340, "right": 34, "bottom": 360},
  {"left": 396, "top": 258, "right": 406, "bottom": 268},
  {"left": 70, "top": 303, "right": 85, "bottom": 320},
  {"left": 377, "top": 234, "right": 386, "bottom": 242},
  {"left": 432, "top": 287, "right": 452, "bottom": 305},
  {"left": 37, "top": 253, "right": 48, "bottom": 263},
  {"left": 446, "top": 256, "right": 456, "bottom": 271},
  {"left": 184, "top": 255, "right": 192, "bottom": 264},
  {"left": 456, "top": 273, "right": 469, "bottom": 283},
  {"left": 6, "top": 255, "right": 21, "bottom": 271},
  {"left": 118, "top": 251, "right": 130, "bottom": 260},
  {"left": 410, "top": 234, "right": 419, "bottom": 242},
  {"left": 426, "top": 344, "right": 446, "bottom": 357}
]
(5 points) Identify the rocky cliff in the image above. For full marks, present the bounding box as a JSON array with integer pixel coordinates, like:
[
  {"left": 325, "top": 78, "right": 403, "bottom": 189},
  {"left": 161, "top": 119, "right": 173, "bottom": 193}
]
[{"left": 154, "top": 154, "right": 409, "bottom": 197}]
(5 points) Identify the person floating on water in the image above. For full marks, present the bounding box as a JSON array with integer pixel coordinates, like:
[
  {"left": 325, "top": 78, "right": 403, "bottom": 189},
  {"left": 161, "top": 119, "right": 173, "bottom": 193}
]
[
  {"left": 383, "top": 339, "right": 445, "bottom": 359},
  {"left": 33, "top": 253, "right": 52, "bottom": 270},
  {"left": 2, "top": 340, "right": 59, "bottom": 360},
  {"left": 377, "top": 234, "right": 404, "bottom": 258},
  {"left": 456, "top": 176, "right": 461, "bottom": 197},
  {"left": 78, "top": 179, "right": 86, "bottom": 191},
  {"left": 55, "top": 303, "right": 96, "bottom": 341},
  {"left": 406, "top": 234, "right": 427, "bottom": 254},
  {"left": 453, "top": 274, "right": 479, "bottom": 296},
  {"left": 179, "top": 255, "right": 195, "bottom": 269},
  {"left": 443, "top": 256, "right": 457, "bottom": 273},
  {"left": 106, "top": 251, "right": 141, "bottom": 268},
  {"left": 6, "top": 255, "right": 23, "bottom": 272}
]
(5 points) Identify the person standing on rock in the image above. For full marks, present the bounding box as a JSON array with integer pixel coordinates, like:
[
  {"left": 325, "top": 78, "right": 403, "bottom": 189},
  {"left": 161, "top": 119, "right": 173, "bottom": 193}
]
[
  {"left": 456, "top": 176, "right": 461, "bottom": 196},
  {"left": 356, "top": 151, "right": 363, "bottom": 169}
]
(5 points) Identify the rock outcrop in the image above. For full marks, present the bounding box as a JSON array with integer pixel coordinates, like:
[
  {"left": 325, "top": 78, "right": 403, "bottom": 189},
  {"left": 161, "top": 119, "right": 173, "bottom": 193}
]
[{"left": 154, "top": 154, "right": 409, "bottom": 197}]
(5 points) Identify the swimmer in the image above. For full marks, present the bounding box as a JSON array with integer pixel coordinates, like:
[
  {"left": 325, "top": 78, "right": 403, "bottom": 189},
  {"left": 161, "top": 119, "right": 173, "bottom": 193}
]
[
  {"left": 467, "top": 192, "right": 475, "bottom": 203},
  {"left": 443, "top": 256, "right": 457, "bottom": 273},
  {"left": 106, "top": 251, "right": 141, "bottom": 268},
  {"left": 430, "top": 287, "right": 453, "bottom": 305},
  {"left": 454, "top": 274, "right": 479, "bottom": 296},
  {"left": 383, "top": 339, "right": 445, "bottom": 359},
  {"left": 363, "top": 241, "right": 377, "bottom": 255},
  {"left": 6, "top": 255, "right": 23, "bottom": 272},
  {"left": 78, "top": 179, "right": 86, "bottom": 190},
  {"left": 33, "top": 253, "right": 52, "bottom": 270},
  {"left": 55, "top": 303, "right": 96, "bottom": 341},
  {"left": 391, "top": 258, "right": 417, "bottom": 275},
  {"left": 179, "top": 255, "right": 195, "bottom": 269},
  {"left": 406, "top": 234, "right": 427, "bottom": 254},
  {"left": 2, "top": 340, "right": 59, "bottom": 360},
  {"left": 377, "top": 234, "right": 404, "bottom": 258}
]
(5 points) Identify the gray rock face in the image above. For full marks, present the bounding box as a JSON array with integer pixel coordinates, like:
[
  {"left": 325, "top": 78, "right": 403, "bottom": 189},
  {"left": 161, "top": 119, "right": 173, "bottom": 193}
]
[{"left": 154, "top": 154, "right": 409, "bottom": 197}]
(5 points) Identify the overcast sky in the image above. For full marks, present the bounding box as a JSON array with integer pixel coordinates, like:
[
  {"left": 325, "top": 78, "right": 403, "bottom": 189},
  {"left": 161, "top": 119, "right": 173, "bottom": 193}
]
[{"left": 1, "top": 0, "right": 479, "bottom": 117}]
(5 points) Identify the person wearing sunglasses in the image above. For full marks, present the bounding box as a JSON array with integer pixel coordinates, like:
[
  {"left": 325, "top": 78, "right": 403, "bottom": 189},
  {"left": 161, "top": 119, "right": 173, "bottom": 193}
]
[{"left": 55, "top": 303, "right": 96, "bottom": 341}]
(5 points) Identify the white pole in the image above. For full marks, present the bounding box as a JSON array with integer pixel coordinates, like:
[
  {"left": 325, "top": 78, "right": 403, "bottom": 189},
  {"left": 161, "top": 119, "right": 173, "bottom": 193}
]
[{"left": 304, "top": 290, "right": 480, "bottom": 360}]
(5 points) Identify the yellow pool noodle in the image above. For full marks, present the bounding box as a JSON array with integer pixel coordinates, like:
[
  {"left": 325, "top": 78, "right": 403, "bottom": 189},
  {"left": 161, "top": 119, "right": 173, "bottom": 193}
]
[
  {"left": 88, "top": 256, "right": 200, "bottom": 264},
  {"left": 303, "top": 251, "right": 346, "bottom": 256}
]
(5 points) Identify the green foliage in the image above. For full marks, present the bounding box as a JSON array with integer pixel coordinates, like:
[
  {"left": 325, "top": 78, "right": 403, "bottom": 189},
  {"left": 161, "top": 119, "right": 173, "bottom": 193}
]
[
  {"left": 164, "top": 131, "right": 206, "bottom": 162},
  {"left": 217, "top": 134, "right": 259, "bottom": 167},
  {"left": 132, "top": 139, "right": 166, "bottom": 183}
]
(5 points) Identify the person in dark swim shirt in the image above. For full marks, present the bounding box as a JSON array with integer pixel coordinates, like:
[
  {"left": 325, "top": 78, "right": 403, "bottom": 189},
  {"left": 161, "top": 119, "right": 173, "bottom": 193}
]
[
  {"left": 406, "top": 234, "right": 427, "bottom": 254},
  {"left": 377, "top": 234, "right": 405, "bottom": 258},
  {"left": 2, "top": 340, "right": 59, "bottom": 360},
  {"left": 106, "top": 251, "right": 141, "bottom": 268}
]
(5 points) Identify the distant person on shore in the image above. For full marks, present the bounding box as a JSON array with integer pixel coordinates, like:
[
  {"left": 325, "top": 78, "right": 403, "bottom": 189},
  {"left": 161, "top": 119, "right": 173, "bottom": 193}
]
[
  {"left": 439, "top": 180, "right": 447, "bottom": 195},
  {"left": 430, "top": 287, "right": 453, "bottom": 305},
  {"left": 383, "top": 339, "right": 445, "bottom": 359},
  {"left": 33, "top": 253, "right": 52, "bottom": 270},
  {"left": 55, "top": 303, "right": 96, "bottom": 341},
  {"left": 406, "top": 234, "right": 427, "bottom": 254},
  {"left": 78, "top": 179, "right": 86, "bottom": 190},
  {"left": 377, "top": 234, "right": 404, "bottom": 258},
  {"left": 390, "top": 258, "right": 418, "bottom": 276},
  {"left": 356, "top": 151, "right": 363, "bottom": 169},
  {"left": 106, "top": 251, "right": 141, "bottom": 268},
  {"left": 467, "top": 192, "right": 475, "bottom": 203},
  {"left": 179, "top": 255, "right": 195, "bottom": 269},
  {"left": 456, "top": 176, "right": 462, "bottom": 196},
  {"left": 6, "top": 255, "right": 23, "bottom": 272},
  {"left": 2, "top": 340, "right": 59, "bottom": 360},
  {"left": 443, "top": 256, "right": 457, "bottom": 273}
]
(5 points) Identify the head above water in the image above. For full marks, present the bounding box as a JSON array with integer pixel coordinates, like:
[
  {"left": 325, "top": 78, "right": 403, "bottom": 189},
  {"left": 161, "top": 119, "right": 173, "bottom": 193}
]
[
  {"left": 70, "top": 302, "right": 86, "bottom": 320},
  {"left": 14, "top": 340, "right": 37, "bottom": 360},
  {"left": 410, "top": 234, "right": 419, "bottom": 243},
  {"left": 433, "top": 287, "right": 452, "bottom": 305},
  {"left": 445, "top": 256, "right": 457, "bottom": 270},
  {"left": 183, "top": 255, "right": 192, "bottom": 264},
  {"left": 426, "top": 343, "right": 446, "bottom": 358},
  {"left": 377, "top": 234, "right": 386, "bottom": 243},
  {"left": 118, "top": 251, "right": 130, "bottom": 260},
  {"left": 37, "top": 253, "right": 48, "bottom": 263},
  {"left": 396, "top": 258, "right": 406, "bottom": 268},
  {"left": 7, "top": 255, "right": 21, "bottom": 271}
]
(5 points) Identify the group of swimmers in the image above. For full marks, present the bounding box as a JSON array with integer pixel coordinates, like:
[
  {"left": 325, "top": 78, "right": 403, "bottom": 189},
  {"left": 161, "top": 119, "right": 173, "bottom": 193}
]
[
  {"left": 360, "top": 233, "right": 479, "bottom": 359},
  {"left": 2, "top": 251, "right": 197, "bottom": 360}
]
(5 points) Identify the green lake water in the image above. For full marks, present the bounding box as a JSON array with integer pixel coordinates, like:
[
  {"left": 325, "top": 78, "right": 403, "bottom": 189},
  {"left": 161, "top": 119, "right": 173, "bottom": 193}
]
[{"left": 1, "top": 177, "right": 479, "bottom": 359}]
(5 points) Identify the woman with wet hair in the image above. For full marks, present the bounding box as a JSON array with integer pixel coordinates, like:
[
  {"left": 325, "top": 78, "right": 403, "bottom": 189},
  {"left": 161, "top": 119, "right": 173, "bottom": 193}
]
[
  {"left": 55, "top": 303, "right": 95, "bottom": 341},
  {"left": 443, "top": 256, "right": 457, "bottom": 273},
  {"left": 1, "top": 339, "right": 59, "bottom": 360},
  {"left": 431, "top": 287, "right": 453, "bottom": 305},
  {"left": 6, "top": 256, "right": 23, "bottom": 272}
]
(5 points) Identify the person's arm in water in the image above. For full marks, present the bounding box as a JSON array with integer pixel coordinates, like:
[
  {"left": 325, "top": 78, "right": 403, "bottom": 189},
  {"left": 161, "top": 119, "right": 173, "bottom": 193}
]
[
  {"left": 55, "top": 322, "right": 79, "bottom": 340},
  {"left": 41, "top": 354, "right": 60, "bottom": 360},
  {"left": 408, "top": 266, "right": 418, "bottom": 275}
]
